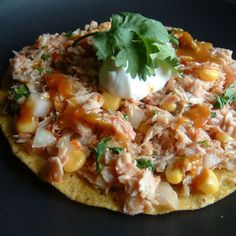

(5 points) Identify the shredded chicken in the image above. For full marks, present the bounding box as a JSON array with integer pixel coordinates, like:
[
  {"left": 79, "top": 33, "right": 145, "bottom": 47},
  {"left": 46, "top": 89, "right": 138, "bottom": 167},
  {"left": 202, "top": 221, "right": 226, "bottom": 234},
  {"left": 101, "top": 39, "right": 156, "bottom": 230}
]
[{"left": 8, "top": 23, "right": 236, "bottom": 215}]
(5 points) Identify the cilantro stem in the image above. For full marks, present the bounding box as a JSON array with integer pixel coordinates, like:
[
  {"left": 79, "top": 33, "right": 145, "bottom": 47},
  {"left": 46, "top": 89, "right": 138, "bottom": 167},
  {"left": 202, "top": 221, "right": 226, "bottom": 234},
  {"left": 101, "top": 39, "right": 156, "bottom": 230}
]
[{"left": 72, "top": 32, "right": 96, "bottom": 47}]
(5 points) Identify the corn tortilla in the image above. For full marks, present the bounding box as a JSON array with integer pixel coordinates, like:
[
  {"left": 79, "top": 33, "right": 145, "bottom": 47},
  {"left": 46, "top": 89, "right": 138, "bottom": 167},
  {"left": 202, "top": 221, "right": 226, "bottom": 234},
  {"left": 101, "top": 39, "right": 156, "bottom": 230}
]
[{"left": 1, "top": 72, "right": 236, "bottom": 215}]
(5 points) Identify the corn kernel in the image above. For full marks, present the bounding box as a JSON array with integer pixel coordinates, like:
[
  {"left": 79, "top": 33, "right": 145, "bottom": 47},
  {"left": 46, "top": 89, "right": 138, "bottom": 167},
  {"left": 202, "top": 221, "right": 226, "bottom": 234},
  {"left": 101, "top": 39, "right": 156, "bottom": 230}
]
[
  {"left": 197, "top": 169, "right": 219, "bottom": 194},
  {"left": 64, "top": 148, "right": 86, "bottom": 173},
  {"left": 198, "top": 68, "right": 219, "bottom": 82},
  {"left": 215, "top": 131, "right": 233, "bottom": 144},
  {"left": 165, "top": 166, "right": 183, "bottom": 184},
  {"left": 102, "top": 91, "right": 121, "bottom": 111},
  {"left": 160, "top": 102, "right": 177, "bottom": 112}
]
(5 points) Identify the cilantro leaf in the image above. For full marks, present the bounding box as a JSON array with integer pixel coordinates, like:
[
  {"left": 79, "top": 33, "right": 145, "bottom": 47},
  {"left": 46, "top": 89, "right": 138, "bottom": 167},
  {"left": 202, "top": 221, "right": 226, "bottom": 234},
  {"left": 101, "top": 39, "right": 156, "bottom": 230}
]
[
  {"left": 9, "top": 84, "right": 30, "bottom": 102},
  {"left": 65, "top": 31, "right": 73, "bottom": 38},
  {"left": 151, "top": 42, "right": 179, "bottom": 74},
  {"left": 169, "top": 34, "right": 179, "bottom": 46},
  {"left": 93, "top": 12, "right": 179, "bottom": 80},
  {"left": 2, "top": 103, "right": 19, "bottom": 114},
  {"left": 92, "top": 137, "right": 111, "bottom": 173},
  {"left": 197, "top": 140, "right": 210, "bottom": 148},
  {"left": 152, "top": 109, "right": 158, "bottom": 115},
  {"left": 214, "top": 84, "right": 236, "bottom": 109},
  {"left": 41, "top": 53, "right": 50, "bottom": 61},
  {"left": 36, "top": 67, "right": 52, "bottom": 75},
  {"left": 136, "top": 158, "right": 154, "bottom": 171},
  {"left": 110, "top": 147, "right": 123, "bottom": 154},
  {"left": 123, "top": 114, "right": 129, "bottom": 120},
  {"left": 211, "top": 112, "right": 217, "bottom": 118}
]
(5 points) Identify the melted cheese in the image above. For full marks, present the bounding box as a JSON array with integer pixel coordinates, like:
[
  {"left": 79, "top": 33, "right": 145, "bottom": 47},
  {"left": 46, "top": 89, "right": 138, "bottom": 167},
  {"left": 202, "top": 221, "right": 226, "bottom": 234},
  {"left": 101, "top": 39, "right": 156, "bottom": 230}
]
[{"left": 99, "top": 59, "right": 171, "bottom": 100}]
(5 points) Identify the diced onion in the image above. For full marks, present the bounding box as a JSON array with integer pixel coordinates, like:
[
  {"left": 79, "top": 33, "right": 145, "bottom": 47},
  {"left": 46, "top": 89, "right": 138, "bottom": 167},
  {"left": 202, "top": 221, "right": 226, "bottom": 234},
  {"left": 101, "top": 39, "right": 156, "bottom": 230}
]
[
  {"left": 156, "top": 182, "right": 179, "bottom": 209},
  {"left": 127, "top": 104, "right": 145, "bottom": 129},
  {"left": 56, "top": 134, "right": 71, "bottom": 157},
  {"left": 38, "top": 117, "right": 51, "bottom": 128},
  {"left": 56, "top": 134, "right": 71, "bottom": 150},
  {"left": 76, "top": 93, "right": 94, "bottom": 104},
  {"left": 32, "top": 127, "right": 56, "bottom": 148},
  {"left": 29, "top": 93, "right": 52, "bottom": 118},
  {"left": 203, "top": 153, "right": 221, "bottom": 169}
]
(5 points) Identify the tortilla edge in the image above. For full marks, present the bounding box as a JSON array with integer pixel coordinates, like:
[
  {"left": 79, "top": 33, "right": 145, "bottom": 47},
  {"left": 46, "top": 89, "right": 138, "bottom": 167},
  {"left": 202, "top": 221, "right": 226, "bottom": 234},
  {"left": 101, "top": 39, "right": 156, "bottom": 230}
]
[{"left": 1, "top": 79, "right": 236, "bottom": 215}]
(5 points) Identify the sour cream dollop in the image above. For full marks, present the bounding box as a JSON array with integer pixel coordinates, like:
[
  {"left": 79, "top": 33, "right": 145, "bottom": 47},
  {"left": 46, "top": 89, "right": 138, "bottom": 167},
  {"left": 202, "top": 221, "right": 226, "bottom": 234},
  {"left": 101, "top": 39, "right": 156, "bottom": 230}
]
[{"left": 99, "top": 59, "right": 171, "bottom": 100}]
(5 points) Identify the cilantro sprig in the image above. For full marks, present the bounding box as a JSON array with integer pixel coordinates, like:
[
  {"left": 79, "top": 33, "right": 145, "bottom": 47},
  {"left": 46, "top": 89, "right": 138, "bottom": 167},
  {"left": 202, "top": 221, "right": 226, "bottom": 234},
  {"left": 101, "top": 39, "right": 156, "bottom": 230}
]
[
  {"left": 211, "top": 111, "right": 217, "bottom": 118},
  {"left": 36, "top": 67, "right": 52, "bottom": 75},
  {"left": 93, "top": 12, "right": 179, "bottom": 80},
  {"left": 4, "top": 84, "right": 30, "bottom": 114},
  {"left": 110, "top": 147, "right": 123, "bottom": 154},
  {"left": 65, "top": 31, "right": 73, "bottom": 38},
  {"left": 92, "top": 137, "right": 111, "bottom": 173},
  {"left": 136, "top": 158, "right": 154, "bottom": 171},
  {"left": 2, "top": 103, "right": 19, "bottom": 114},
  {"left": 197, "top": 140, "right": 210, "bottom": 148},
  {"left": 214, "top": 84, "right": 236, "bottom": 109},
  {"left": 123, "top": 113, "right": 129, "bottom": 120},
  {"left": 41, "top": 53, "right": 50, "bottom": 61},
  {"left": 9, "top": 84, "right": 30, "bottom": 102},
  {"left": 73, "top": 12, "right": 179, "bottom": 80},
  {"left": 92, "top": 137, "right": 124, "bottom": 173},
  {"left": 169, "top": 34, "right": 179, "bottom": 46}
]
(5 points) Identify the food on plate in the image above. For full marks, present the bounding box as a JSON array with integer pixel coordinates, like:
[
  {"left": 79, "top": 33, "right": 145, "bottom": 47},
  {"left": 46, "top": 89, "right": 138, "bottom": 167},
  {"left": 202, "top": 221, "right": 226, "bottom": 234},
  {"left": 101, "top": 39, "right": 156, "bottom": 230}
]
[{"left": 1, "top": 12, "right": 236, "bottom": 215}]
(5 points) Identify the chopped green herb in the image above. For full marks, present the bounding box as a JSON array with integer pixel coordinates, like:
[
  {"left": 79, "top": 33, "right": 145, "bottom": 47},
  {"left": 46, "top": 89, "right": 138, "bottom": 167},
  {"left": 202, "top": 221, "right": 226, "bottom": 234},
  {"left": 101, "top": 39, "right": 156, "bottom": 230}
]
[
  {"left": 214, "top": 84, "right": 236, "bottom": 109},
  {"left": 152, "top": 150, "right": 158, "bottom": 156},
  {"left": 123, "top": 114, "right": 129, "bottom": 120},
  {"left": 110, "top": 147, "right": 123, "bottom": 154},
  {"left": 92, "top": 12, "right": 179, "bottom": 80},
  {"left": 41, "top": 53, "right": 50, "bottom": 61},
  {"left": 65, "top": 31, "right": 73, "bottom": 38},
  {"left": 2, "top": 103, "right": 19, "bottom": 114},
  {"left": 211, "top": 112, "right": 217, "bottom": 118},
  {"left": 9, "top": 84, "right": 30, "bottom": 102},
  {"left": 37, "top": 68, "right": 45, "bottom": 74},
  {"left": 152, "top": 109, "right": 158, "bottom": 115},
  {"left": 136, "top": 158, "right": 154, "bottom": 171},
  {"left": 36, "top": 67, "right": 51, "bottom": 75},
  {"left": 169, "top": 34, "right": 179, "bottom": 47},
  {"left": 52, "top": 112, "right": 59, "bottom": 121},
  {"left": 197, "top": 140, "right": 210, "bottom": 148},
  {"left": 92, "top": 137, "right": 111, "bottom": 173}
]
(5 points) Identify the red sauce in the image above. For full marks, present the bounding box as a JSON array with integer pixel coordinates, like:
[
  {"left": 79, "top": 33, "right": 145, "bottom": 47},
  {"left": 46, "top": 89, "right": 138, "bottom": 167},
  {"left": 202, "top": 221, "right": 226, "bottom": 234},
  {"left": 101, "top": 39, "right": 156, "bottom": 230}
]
[
  {"left": 176, "top": 155, "right": 203, "bottom": 176},
  {"left": 18, "top": 102, "right": 34, "bottom": 124},
  {"left": 44, "top": 72, "right": 73, "bottom": 98},
  {"left": 174, "top": 31, "right": 215, "bottom": 63},
  {"left": 51, "top": 52, "right": 63, "bottom": 62},
  {"left": 16, "top": 100, "right": 38, "bottom": 134}
]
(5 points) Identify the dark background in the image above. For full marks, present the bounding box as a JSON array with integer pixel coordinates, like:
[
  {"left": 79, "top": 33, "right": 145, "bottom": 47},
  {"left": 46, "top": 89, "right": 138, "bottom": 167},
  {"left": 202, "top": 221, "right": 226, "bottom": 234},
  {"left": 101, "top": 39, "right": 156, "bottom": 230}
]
[{"left": 0, "top": 0, "right": 236, "bottom": 235}]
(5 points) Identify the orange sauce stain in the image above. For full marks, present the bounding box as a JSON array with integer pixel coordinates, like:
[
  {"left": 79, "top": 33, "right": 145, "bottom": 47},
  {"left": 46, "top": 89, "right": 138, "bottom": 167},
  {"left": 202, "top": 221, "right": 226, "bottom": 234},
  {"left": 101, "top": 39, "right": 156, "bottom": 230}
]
[
  {"left": 191, "top": 168, "right": 208, "bottom": 191},
  {"left": 44, "top": 72, "right": 73, "bottom": 98},
  {"left": 174, "top": 31, "right": 215, "bottom": 63},
  {"left": 184, "top": 104, "right": 210, "bottom": 128},
  {"left": 176, "top": 155, "right": 203, "bottom": 176}
]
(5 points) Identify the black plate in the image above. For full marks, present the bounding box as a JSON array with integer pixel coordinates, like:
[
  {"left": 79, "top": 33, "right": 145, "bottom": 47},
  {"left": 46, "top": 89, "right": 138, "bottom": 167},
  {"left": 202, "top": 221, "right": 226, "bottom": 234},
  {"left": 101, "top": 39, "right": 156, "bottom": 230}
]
[{"left": 1, "top": 0, "right": 236, "bottom": 235}]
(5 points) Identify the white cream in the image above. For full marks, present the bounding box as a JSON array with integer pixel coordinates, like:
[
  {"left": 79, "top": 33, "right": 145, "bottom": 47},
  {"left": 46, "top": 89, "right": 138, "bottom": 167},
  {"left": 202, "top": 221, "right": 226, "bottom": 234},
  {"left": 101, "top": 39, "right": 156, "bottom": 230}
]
[{"left": 99, "top": 59, "right": 171, "bottom": 100}]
